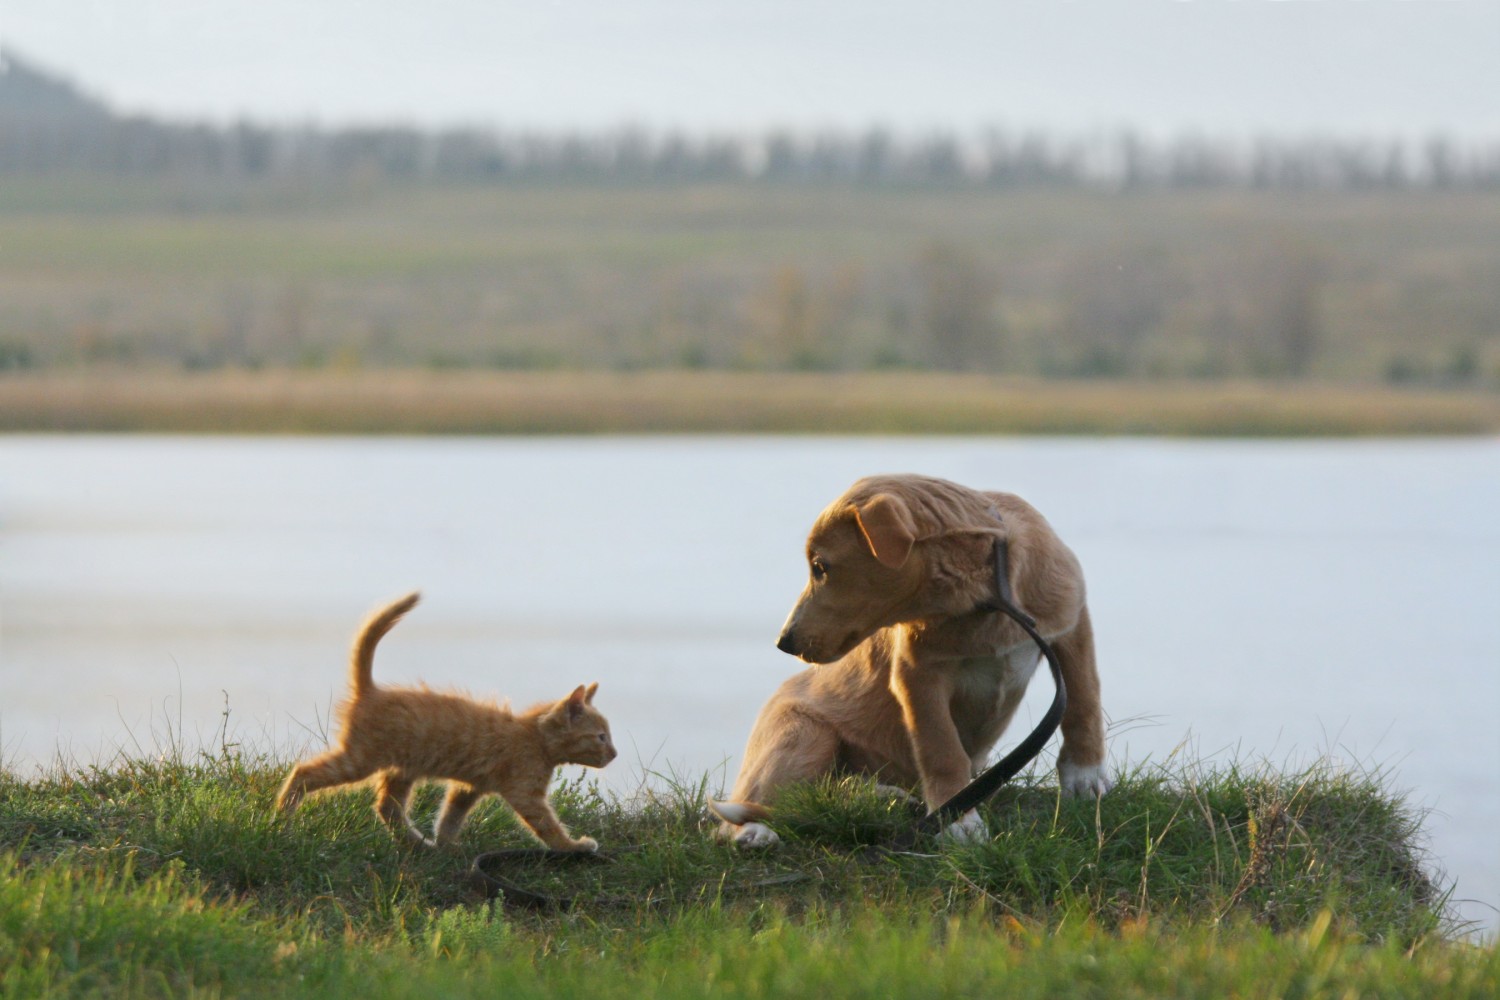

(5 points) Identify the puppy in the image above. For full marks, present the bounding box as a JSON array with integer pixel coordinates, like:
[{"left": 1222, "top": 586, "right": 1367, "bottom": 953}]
[{"left": 712, "top": 474, "right": 1111, "bottom": 847}]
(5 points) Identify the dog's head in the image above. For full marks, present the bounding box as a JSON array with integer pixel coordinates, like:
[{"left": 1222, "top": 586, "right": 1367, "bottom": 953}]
[{"left": 775, "top": 476, "right": 995, "bottom": 663}]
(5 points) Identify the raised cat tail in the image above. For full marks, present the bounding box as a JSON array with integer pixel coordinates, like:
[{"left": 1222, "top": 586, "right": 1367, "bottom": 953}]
[{"left": 349, "top": 592, "right": 420, "bottom": 697}]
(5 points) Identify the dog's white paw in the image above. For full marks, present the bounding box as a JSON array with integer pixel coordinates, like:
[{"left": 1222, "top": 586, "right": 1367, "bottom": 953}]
[
  {"left": 734, "top": 821, "right": 781, "bottom": 849},
  {"left": 1058, "top": 760, "right": 1113, "bottom": 798},
  {"left": 940, "top": 809, "right": 989, "bottom": 845}
]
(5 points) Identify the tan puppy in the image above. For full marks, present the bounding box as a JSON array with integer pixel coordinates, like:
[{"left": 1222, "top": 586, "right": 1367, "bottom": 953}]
[{"left": 711, "top": 474, "right": 1111, "bottom": 847}]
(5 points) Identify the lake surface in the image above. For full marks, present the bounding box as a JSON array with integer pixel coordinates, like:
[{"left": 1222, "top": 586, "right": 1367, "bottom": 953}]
[{"left": 2, "top": 434, "right": 1496, "bottom": 932}]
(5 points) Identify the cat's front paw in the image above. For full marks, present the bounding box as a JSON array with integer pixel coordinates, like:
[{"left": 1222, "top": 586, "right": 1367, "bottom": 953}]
[{"left": 565, "top": 836, "right": 599, "bottom": 853}]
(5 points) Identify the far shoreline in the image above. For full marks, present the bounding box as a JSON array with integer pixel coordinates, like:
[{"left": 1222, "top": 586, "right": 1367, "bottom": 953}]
[{"left": 2, "top": 368, "right": 1497, "bottom": 437}]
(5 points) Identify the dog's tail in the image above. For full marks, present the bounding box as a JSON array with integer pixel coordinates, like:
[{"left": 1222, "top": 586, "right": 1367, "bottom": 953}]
[
  {"left": 707, "top": 799, "right": 773, "bottom": 826},
  {"left": 349, "top": 592, "right": 420, "bottom": 697}
]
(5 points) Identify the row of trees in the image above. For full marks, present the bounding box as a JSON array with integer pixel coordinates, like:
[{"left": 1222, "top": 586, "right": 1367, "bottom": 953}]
[
  {"left": 3, "top": 51, "right": 1497, "bottom": 190},
  {"left": 7, "top": 116, "right": 1498, "bottom": 192}
]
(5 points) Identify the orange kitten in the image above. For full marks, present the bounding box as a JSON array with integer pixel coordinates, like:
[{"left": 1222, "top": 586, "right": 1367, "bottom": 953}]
[{"left": 277, "top": 592, "right": 616, "bottom": 851}]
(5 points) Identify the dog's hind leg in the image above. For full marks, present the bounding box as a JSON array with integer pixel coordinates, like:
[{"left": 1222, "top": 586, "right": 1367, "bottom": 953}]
[
  {"left": 1050, "top": 603, "right": 1112, "bottom": 797},
  {"left": 712, "top": 699, "right": 840, "bottom": 848}
]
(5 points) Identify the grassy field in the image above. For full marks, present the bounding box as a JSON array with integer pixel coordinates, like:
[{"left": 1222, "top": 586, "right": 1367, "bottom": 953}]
[
  {"left": 0, "top": 179, "right": 1497, "bottom": 382},
  {"left": 2, "top": 749, "right": 1495, "bottom": 997},
  {"left": 3, "top": 369, "right": 1498, "bottom": 436}
]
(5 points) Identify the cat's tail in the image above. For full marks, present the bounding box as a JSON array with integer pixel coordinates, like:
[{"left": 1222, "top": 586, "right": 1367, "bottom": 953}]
[{"left": 349, "top": 592, "right": 420, "bottom": 697}]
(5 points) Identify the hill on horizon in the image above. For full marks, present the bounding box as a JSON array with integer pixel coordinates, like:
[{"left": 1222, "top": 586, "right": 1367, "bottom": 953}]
[{"left": 0, "top": 48, "right": 112, "bottom": 122}]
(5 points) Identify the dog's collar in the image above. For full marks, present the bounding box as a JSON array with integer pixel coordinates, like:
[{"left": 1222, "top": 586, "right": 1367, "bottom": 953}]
[
  {"left": 967, "top": 510, "right": 1038, "bottom": 629},
  {"left": 968, "top": 536, "right": 1035, "bottom": 627}
]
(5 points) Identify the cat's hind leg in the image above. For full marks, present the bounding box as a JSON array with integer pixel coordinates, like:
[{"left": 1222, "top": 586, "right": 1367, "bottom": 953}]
[
  {"left": 277, "top": 749, "right": 369, "bottom": 812},
  {"left": 374, "top": 770, "right": 431, "bottom": 847},
  {"left": 433, "top": 782, "right": 485, "bottom": 847}
]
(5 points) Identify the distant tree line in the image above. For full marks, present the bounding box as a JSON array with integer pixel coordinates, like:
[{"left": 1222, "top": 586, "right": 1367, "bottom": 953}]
[
  {"left": 7, "top": 117, "right": 1499, "bottom": 192},
  {"left": 2, "top": 49, "right": 1497, "bottom": 191}
]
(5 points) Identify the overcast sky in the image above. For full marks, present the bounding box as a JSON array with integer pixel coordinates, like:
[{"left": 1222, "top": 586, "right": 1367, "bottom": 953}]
[{"left": 2, "top": 1, "right": 1497, "bottom": 139}]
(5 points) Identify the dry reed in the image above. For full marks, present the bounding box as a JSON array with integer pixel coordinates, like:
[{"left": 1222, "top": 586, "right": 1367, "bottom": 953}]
[{"left": 2, "top": 369, "right": 1497, "bottom": 436}]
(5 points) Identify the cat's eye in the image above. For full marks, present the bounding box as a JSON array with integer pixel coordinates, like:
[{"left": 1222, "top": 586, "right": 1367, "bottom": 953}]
[{"left": 597, "top": 733, "right": 608, "bottom": 742}]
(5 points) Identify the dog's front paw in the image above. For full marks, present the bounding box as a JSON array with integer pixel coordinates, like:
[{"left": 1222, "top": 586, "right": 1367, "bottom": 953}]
[
  {"left": 565, "top": 836, "right": 600, "bottom": 853},
  {"left": 1058, "top": 760, "right": 1113, "bottom": 798},
  {"left": 873, "top": 783, "right": 922, "bottom": 807},
  {"left": 940, "top": 809, "right": 989, "bottom": 845},
  {"left": 733, "top": 822, "right": 781, "bottom": 849}
]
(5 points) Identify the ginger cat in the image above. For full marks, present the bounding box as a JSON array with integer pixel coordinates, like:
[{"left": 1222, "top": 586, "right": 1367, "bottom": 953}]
[{"left": 277, "top": 592, "right": 616, "bottom": 851}]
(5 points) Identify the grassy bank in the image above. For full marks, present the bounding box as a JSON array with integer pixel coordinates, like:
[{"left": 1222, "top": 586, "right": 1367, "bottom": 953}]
[
  {"left": 2, "top": 751, "right": 1494, "bottom": 997},
  {"left": 3, "top": 181, "right": 1498, "bottom": 382},
  {"left": 3, "top": 369, "right": 1498, "bottom": 436}
]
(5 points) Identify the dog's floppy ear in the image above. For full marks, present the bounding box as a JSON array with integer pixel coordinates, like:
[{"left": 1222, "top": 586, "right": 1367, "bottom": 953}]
[{"left": 854, "top": 493, "right": 917, "bottom": 569}]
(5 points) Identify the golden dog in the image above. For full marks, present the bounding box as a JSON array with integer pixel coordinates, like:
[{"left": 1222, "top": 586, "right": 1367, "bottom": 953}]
[{"left": 711, "top": 474, "right": 1111, "bottom": 846}]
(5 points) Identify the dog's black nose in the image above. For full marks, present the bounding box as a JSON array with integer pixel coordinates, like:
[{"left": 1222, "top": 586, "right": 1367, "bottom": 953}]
[{"left": 776, "top": 630, "right": 798, "bottom": 655}]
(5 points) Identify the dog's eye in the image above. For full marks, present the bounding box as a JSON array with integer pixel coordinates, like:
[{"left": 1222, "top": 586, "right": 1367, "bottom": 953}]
[
  {"left": 597, "top": 733, "right": 608, "bottom": 743},
  {"left": 810, "top": 558, "right": 828, "bottom": 582}
]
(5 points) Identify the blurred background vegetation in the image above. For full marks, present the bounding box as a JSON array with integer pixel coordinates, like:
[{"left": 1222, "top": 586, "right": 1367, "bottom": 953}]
[{"left": 2, "top": 49, "right": 1497, "bottom": 388}]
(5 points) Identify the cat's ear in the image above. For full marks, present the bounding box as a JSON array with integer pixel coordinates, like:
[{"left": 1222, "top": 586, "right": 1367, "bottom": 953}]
[
  {"left": 565, "top": 684, "right": 588, "bottom": 721},
  {"left": 584, "top": 682, "right": 598, "bottom": 705}
]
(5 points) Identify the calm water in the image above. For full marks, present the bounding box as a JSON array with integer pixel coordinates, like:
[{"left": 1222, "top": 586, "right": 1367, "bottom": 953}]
[{"left": 2, "top": 435, "right": 1496, "bottom": 931}]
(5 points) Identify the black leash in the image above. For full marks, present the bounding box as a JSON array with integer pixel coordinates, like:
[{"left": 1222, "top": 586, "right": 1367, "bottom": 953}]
[
  {"left": 911, "top": 533, "right": 1068, "bottom": 837},
  {"left": 469, "top": 845, "right": 643, "bottom": 911}
]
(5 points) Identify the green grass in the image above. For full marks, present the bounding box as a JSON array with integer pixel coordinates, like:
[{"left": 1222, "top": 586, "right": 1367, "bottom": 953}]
[
  {"left": 1, "top": 178, "right": 1497, "bottom": 380},
  {"left": 1, "top": 748, "right": 1494, "bottom": 997}
]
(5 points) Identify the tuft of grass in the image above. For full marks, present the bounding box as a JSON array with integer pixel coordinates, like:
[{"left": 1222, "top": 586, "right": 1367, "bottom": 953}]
[
  {"left": 0, "top": 853, "right": 293, "bottom": 997},
  {"left": 0, "top": 749, "right": 1493, "bottom": 998}
]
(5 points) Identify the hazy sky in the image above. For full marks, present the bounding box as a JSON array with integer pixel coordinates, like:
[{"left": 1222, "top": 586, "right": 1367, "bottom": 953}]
[{"left": 3, "top": 1, "right": 1498, "bottom": 138}]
